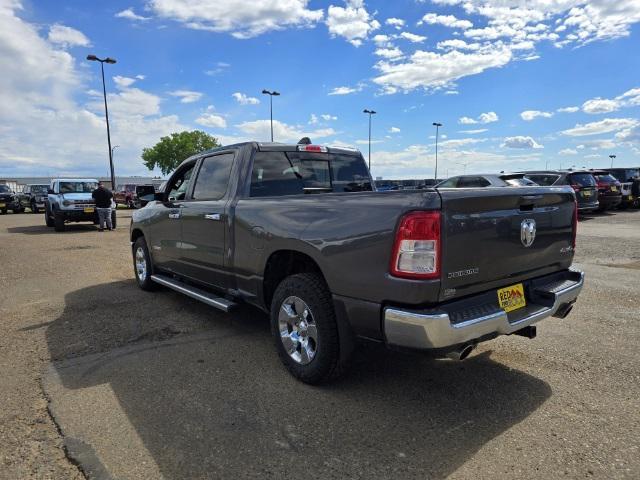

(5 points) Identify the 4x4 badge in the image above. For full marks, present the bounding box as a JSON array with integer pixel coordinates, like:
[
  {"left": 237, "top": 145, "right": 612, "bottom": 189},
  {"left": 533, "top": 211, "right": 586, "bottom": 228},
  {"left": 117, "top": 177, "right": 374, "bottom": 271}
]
[{"left": 521, "top": 219, "right": 536, "bottom": 247}]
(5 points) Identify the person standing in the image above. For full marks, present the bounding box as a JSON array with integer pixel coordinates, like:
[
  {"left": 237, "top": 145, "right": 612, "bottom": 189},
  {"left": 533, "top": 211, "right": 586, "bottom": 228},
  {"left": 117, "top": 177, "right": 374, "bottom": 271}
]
[{"left": 92, "top": 181, "right": 114, "bottom": 231}]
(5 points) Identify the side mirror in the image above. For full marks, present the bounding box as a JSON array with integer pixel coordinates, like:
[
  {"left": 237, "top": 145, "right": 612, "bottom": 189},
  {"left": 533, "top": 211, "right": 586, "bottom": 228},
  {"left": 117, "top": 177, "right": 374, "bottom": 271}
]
[
  {"left": 47, "top": 188, "right": 54, "bottom": 194},
  {"left": 155, "top": 192, "right": 165, "bottom": 202}
]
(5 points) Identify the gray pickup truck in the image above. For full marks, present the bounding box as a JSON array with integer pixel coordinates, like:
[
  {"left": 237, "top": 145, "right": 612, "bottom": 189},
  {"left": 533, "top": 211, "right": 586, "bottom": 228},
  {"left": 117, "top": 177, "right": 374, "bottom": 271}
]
[{"left": 130, "top": 141, "right": 584, "bottom": 383}]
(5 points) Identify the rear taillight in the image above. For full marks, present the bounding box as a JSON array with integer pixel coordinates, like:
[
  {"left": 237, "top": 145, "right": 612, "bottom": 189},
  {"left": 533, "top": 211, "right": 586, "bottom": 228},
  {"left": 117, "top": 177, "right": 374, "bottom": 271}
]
[
  {"left": 572, "top": 200, "right": 578, "bottom": 250},
  {"left": 390, "top": 211, "right": 441, "bottom": 279},
  {"left": 597, "top": 181, "right": 607, "bottom": 190}
]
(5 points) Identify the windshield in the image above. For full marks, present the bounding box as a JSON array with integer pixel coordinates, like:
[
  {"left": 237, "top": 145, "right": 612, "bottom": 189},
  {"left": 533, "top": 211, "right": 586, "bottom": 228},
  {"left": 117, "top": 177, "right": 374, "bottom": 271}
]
[
  {"left": 568, "top": 173, "right": 596, "bottom": 187},
  {"left": 0, "top": 185, "right": 10, "bottom": 193},
  {"left": 594, "top": 174, "right": 617, "bottom": 183},
  {"left": 59, "top": 181, "right": 97, "bottom": 193},
  {"left": 32, "top": 185, "right": 48, "bottom": 193},
  {"left": 608, "top": 169, "right": 639, "bottom": 182},
  {"left": 504, "top": 177, "right": 538, "bottom": 186}
]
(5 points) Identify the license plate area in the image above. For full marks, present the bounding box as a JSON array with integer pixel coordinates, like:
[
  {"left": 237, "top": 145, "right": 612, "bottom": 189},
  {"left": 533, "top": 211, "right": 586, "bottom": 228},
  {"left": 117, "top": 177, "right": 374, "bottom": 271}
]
[
  {"left": 0, "top": 203, "right": 5, "bottom": 208},
  {"left": 582, "top": 190, "right": 592, "bottom": 197},
  {"left": 497, "top": 283, "right": 526, "bottom": 313},
  {"left": 84, "top": 207, "right": 94, "bottom": 213}
]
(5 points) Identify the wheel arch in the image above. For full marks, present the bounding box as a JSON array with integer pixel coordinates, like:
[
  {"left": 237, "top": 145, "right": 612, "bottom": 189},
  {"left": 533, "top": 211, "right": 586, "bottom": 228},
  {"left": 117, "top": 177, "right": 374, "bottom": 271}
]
[{"left": 262, "top": 249, "right": 328, "bottom": 310}]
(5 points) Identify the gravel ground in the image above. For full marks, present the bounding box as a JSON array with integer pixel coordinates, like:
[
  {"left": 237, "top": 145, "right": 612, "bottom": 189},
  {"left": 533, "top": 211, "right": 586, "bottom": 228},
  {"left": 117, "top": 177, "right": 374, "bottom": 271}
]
[{"left": 0, "top": 208, "right": 638, "bottom": 479}]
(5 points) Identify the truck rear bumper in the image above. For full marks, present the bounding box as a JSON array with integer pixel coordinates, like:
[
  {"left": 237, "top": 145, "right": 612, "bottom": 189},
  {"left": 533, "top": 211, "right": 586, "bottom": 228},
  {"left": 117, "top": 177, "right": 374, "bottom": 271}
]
[{"left": 384, "top": 269, "right": 584, "bottom": 350}]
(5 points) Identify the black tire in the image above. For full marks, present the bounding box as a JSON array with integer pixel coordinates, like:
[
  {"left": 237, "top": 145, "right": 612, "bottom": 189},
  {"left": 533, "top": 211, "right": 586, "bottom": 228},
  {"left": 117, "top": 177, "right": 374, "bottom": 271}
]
[
  {"left": 111, "top": 210, "right": 117, "bottom": 229},
  {"left": 132, "top": 237, "right": 158, "bottom": 291},
  {"left": 53, "top": 210, "right": 65, "bottom": 232},
  {"left": 45, "top": 207, "right": 54, "bottom": 227},
  {"left": 270, "top": 272, "right": 345, "bottom": 384},
  {"left": 0, "top": 209, "right": 6, "bottom": 215},
  {"left": 31, "top": 202, "right": 39, "bottom": 214}
]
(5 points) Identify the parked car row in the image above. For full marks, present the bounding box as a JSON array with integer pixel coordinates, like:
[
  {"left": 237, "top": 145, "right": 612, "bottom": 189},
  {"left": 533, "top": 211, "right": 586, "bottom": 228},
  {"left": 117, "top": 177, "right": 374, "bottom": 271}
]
[
  {"left": 0, "top": 182, "right": 159, "bottom": 215},
  {"left": 432, "top": 168, "right": 640, "bottom": 214}
]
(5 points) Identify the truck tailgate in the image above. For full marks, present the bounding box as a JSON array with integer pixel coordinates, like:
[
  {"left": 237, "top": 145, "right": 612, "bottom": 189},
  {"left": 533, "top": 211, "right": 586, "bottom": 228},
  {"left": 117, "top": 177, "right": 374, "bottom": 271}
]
[{"left": 437, "top": 187, "right": 576, "bottom": 301}]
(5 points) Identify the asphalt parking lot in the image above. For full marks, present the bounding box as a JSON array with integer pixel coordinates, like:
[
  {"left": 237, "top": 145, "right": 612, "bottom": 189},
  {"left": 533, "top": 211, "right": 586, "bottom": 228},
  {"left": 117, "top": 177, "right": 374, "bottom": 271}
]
[{"left": 0, "top": 209, "right": 639, "bottom": 479}]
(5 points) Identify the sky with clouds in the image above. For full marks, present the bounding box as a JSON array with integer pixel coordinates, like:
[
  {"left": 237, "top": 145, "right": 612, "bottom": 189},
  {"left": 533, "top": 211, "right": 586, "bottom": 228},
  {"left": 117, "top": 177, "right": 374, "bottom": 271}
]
[{"left": 1, "top": 0, "right": 639, "bottom": 179}]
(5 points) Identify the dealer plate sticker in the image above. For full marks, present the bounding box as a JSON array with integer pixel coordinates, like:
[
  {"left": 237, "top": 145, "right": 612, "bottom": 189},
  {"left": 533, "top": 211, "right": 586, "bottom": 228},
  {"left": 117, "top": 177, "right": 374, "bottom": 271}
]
[
  {"left": 497, "top": 283, "right": 526, "bottom": 313},
  {"left": 84, "top": 207, "right": 94, "bottom": 213}
]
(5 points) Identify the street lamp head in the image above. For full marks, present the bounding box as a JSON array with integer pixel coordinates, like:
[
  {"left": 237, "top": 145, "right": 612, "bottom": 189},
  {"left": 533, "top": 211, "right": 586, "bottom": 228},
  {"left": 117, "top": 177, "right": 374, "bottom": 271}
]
[
  {"left": 363, "top": 109, "right": 376, "bottom": 114},
  {"left": 272, "top": 91, "right": 280, "bottom": 96},
  {"left": 433, "top": 122, "right": 442, "bottom": 127},
  {"left": 262, "top": 89, "right": 269, "bottom": 94},
  {"left": 86, "top": 54, "right": 98, "bottom": 61},
  {"left": 105, "top": 57, "right": 117, "bottom": 64}
]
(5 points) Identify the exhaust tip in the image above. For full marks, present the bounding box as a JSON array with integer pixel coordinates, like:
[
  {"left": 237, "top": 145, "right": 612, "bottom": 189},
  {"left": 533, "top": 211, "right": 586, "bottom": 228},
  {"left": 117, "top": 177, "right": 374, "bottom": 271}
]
[{"left": 446, "top": 343, "right": 475, "bottom": 361}]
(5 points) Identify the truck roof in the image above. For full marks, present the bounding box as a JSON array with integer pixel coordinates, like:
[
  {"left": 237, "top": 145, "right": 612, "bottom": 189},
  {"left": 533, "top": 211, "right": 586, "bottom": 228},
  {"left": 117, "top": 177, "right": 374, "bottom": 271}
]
[{"left": 197, "top": 141, "right": 361, "bottom": 157}]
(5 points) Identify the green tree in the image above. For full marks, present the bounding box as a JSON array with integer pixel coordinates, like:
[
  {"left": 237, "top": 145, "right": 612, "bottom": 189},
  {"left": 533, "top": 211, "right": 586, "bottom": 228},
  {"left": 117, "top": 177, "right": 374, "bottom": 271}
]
[{"left": 142, "top": 130, "right": 220, "bottom": 175}]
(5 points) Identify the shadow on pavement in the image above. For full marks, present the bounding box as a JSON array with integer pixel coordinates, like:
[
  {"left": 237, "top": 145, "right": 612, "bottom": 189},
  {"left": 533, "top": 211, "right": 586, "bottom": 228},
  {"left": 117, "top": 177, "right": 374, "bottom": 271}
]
[
  {"left": 7, "top": 224, "right": 99, "bottom": 235},
  {"left": 46, "top": 280, "right": 551, "bottom": 479}
]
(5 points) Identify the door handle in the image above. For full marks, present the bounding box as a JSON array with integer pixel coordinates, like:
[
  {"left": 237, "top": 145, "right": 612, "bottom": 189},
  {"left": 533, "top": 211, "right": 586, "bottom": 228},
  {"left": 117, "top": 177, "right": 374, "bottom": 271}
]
[
  {"left": 168, "top": 212, "right": 181, "bottom": 219},
  {"left": 204, "top": 213, "right": 221, "bottom": 221}
]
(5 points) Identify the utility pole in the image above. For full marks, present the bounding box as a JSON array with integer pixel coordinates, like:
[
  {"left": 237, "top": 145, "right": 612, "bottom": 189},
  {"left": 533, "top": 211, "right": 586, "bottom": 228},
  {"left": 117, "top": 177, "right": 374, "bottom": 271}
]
[
  {"left": 363, "top": 109, "right": 377, "bottom": 171},
  {"left": 432, "top": 122, "right": 442, "bottom": 181},
  {"left": 262, "top": 89, "right": 280, "bottom": 142}
]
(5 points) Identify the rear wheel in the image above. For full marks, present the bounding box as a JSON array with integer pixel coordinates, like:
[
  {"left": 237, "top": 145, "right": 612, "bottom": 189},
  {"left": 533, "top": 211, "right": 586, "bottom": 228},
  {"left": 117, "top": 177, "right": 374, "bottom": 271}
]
[
  {"left": 133, "top": 237, "right": 158, "bottom": 291},
  {"left": 53, "top": 210, "right": 65, "bottom": 232},
  {"left": 270, "top": 273, "right": 344, "bottom": 384}
]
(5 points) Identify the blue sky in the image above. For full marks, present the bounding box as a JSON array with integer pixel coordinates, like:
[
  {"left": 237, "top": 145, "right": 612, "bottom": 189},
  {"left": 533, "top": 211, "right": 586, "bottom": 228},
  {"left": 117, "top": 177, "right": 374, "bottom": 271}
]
[{"left": 1, "top": 0, "right": 639, "bottom": 179}]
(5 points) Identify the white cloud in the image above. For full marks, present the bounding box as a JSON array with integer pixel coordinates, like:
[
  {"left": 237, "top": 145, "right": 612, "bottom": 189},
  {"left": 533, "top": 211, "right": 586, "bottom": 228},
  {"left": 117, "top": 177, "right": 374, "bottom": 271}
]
[
  {"left": 557, "top": 106, "right": 579, "bottom": 113},
  {"left": 375, "top": 46, "right": 403, "bottom": 59},
  {"left": 373, "top": 46, "right": 512, "bottom": 93},
  {"left": 0, "top": 2, "right": 187, "bottom": 177},
  {"left": 444, "top": 90, "right": 458, "bottom": 95},
  {"left": 502, "top": 136, "right": 543, "bottom": 149},
  {"left": 399, "top": 31, "right": 426, "bottom": 43},
  {"left": 309, "top": 114, "right": 318, "bottom": 124},
  {"left": 148, "top": 0, "right": 323, "bottom": 39},
  {"left": 559, "top": 148, "right": 578, "bottom": 155},
  {"left": 113, "top": 76, "right": 137, "bottom": 88},
  {"left": 232, "top": 92, "right": 260, "bottom": 105},
  {"left": 47, "top": 24, "right": 91, "bottom": 48},
  {"left": 328, "top": 84, "right": 363, "bottom": 95},
  {"left": 235, "top": 119, "right": 335, "bottom": 143},
  {"left": 115, "top": 8, "right": 150, "bottom": 21},
  {"left": 582, "top": 98, "right": 620, "bottom": 114},
  {"left": 562, "top": 118, "right": 639, "bottom": 136},
  {"left": 458, "top": 128, "right": 488, "bottom": 134},
  {"left": 372, "top": 34, "right": 390, "bottom": 45},
  {"left": 418, "top": 13, "right": 473, "bottom": 29},
  {"left": 458, "top": 111, "right": 499, "bottom": 124},
  {"left": 195, "top": 113, "right": 227, "bottom": 129},
  {"left": 386, "top": 17, "right": 405, "bottom": 29},
  {"left": 168, "top": 90, "right": 203, "bottom": 103},
  {"left": 436, "top": 0, "right": 640, "bottom": 47},
  {"left": 326, "top": 0, "right": 380, "bottom": 46},
  {"left": 355, "top": 139, "right": 384, "bottom": 145},
  {"left": 389, "top": 127, "right": 401, "bottom": 133},
  {"left": 436, "top": 39, "right": 480, "bottom": 50},
  {"left": 520, "top": 110, "right": 554, "bottom": 121},
  {"left": 321, "top": 114, "right": 338, "bottom": 121}
]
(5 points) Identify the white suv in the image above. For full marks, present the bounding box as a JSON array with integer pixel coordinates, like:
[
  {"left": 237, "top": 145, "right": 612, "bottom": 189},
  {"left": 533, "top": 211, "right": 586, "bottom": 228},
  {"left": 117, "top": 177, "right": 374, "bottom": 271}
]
[{"left": 45, "top": 179, "right": 115, "bottom": 232}]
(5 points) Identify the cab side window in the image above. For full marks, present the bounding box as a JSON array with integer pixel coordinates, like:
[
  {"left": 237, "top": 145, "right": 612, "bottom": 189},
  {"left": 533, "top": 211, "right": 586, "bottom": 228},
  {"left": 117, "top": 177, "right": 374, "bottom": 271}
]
[
  {"left": 457, "top": 176, "right": 490, "bottom": 188},
  {"left": 192, "top": 153, "right": 234, "bottom": 200},
  {"left": 250, "top": 151, "right": 304, "bottom": 197},
  {"left": 168, "top": 164, "right": 195, "bottom": 201}
]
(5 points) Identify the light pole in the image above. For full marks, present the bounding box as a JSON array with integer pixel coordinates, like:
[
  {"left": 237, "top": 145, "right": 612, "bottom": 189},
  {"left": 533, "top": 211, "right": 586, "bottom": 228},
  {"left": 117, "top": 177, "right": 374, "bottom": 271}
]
[
  {"left": 111, "top": 145, "right": 120, "bottom": 189},
  {"left": 363, "top": 109, "right": 377, "bottom": 171},
  {"left": 432, "top": 122, "right": 442, "bottom": 181},
  {"left": 609, "top": 154, "right": 616, "bottom": 168},
  {"left": 262, "top": 89, "right": 280, "bottom": 142},
  {"left": 87, "top": 54, "right": 117, "bottom": 191}
]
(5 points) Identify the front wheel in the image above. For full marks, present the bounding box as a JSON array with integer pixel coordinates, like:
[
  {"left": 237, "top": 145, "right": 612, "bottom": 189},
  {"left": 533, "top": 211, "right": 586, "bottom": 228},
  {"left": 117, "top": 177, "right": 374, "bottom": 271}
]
[
  {"left": 53, "top": 211, "right": 65, "bottom": 232},
  {"left": 133, "top": 237, "right": 158, "bottom": 291},
  {"left": 270, "top": 273, "right": 344, "bottom": 384}
]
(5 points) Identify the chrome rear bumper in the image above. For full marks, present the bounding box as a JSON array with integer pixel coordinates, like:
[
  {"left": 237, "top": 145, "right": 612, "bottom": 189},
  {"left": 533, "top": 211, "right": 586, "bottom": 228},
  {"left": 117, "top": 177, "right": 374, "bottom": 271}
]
[{"left": 384, "top": 270, "right": 584, "bottom": 350}]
